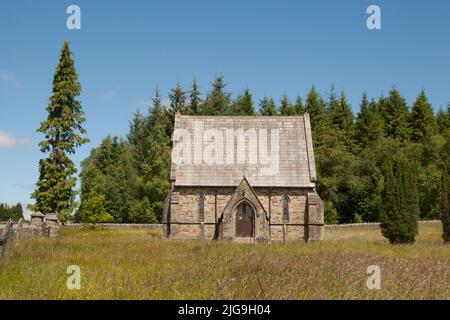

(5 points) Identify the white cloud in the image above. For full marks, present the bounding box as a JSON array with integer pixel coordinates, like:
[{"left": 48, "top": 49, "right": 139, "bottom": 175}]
[
  {"left": 100, "top": 88, "right": 120, "bottom": 101},
  {"left": 0, "top": 130, "right": 31, "bottom": 149},
  {"left": 0, "top": 69, "right": 20, "bottom": 86},
  {"left": 0, "top": 69, "right": 13, "bottom": 81}
]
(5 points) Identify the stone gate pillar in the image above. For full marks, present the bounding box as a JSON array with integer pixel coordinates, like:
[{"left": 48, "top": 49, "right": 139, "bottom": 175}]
[
  {"left": 306, "top": 191, "right": 324, "bottom": 242},
  {"left": 44, "top": 214, "right": 60, "bottom": 238},
  {"left": 30, "top": 212, "right": 45, "bottom": 235}
]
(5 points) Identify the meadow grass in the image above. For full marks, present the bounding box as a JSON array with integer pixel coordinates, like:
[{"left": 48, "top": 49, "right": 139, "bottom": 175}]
[{"left": 0, "top": 224, "right": 448, "bottom": 299}]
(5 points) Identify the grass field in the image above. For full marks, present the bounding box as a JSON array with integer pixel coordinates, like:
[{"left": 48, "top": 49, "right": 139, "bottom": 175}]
[{"left": 0, "top": 223, "right": 449, "bottom": 299}]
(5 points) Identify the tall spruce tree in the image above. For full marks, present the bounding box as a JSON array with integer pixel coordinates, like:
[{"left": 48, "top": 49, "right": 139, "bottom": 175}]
[
  {"left": 329, "top": 91, "right": 355, "bottom": 133},
  {"left": 259, "top": 97, "right": 278, "bottom": 116},
  {"left": 169, "top": 83, "right": 187, "bottom": 115},
  {"left": 305, "top": 86, "right": 326, "bottom": 146},
  {"left": 436, "top": 105, "right": 450, "bottom": 133},
  {"left": 411, "top": 90, "right": 437, "bottom": 142},
  {"left": 294, "top": 96, "right": 305, "bottom": 114},
  {"left": 187, "top": 79, "right": 202, "bottom": 115},
  {"left": 232, "top": 88, "right": 256, "bottom": 115},
  {"left": 30, "top": 41, "right": 89, "bottom": 222},
  {"left": 381, "top": 88, "right": 410, "bottom": 141},
  {"left": 356, "top": 93, "right": 384, "bottom": 147},
  {"left": 380, "top": 154, "right": 419, "bottom": 244},
  {"left": 202, "top": 74, "right": 231, "bottom": 115},
  {"left": 149, "top": 88, "right": 172, "bottom": 137},
  {"left": 326, "top": 85, "right": 339, "bottom": 114},
  {"left": 440, "top": 167, "right": 450, "bottom": 243},
  {"left": 279, "top": 95, "right": 296, "bottom": 115}
]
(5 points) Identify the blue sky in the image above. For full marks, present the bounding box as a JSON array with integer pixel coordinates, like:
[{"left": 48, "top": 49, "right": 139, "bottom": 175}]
[{"left": 1, "top": 0, "right": 450, "bottom": 212}]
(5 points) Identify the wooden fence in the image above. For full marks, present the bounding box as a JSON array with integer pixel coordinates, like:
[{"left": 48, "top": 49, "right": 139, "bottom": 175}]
[{"left": 0, "top": 219, "right": 14, "bottom": 261}]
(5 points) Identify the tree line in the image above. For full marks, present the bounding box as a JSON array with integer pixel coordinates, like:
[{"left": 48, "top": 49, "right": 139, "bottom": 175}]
[
  {"left": 0, "top": 203, "right": 24, "bottom": 221},
  {"left": 30, "top": 42, "right": 450, "bottom": 243},
  {"left": 78, "top": 75, "right": 450, "bottom": 227}
]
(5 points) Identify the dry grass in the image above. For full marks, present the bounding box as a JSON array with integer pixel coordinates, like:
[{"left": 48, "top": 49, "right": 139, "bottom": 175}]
[{"left": 0, "top": 224, "right": 449, "bottom": 299}]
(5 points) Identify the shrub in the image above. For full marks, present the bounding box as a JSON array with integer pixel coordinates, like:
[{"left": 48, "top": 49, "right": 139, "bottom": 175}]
[
  {"left": 380, "top": 154, "right": 419, "bottom": 244},
  {"left": 440, "top": 167, "right": 450, "bottom": 243}
]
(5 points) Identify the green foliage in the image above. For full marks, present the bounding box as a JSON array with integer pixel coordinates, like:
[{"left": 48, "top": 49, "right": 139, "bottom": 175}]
[
  {"left": 279, "top": 95, "right": 296, "bottom": 116},
  {"left": 78, "top": 192, "right": 114, "bottom": 223},
  {"left": 356, "top": 94, "right": 384, "bottom": 148},
  {"left": 380, "top": 88, "right": 410, "bottom": 141},
  {"left": 294, "top": 96, "right": 305, "bottom": 114},
  {"left": 77, "top": 136, "right": 138, "bottom": 223},
  {"left": 30, "top": 41, "right": 89, "bottom": 222},
  {"left": 259, "top": 97, "right": 278, "bottom": 116},
  {"left": 79, "top": 89, "right": 171, "bottom": 223},
  {"left": 436, "top": 106, "right": 450, "bottom": 133},
  {"left": 324, "top": 201, "right": 338, "bottom": 224},
  {"left": 380, "top": 154, "right": 419, "bottom": 244},
  {"left": 316, "top": 132, "right": 382, "bottom": 223},
  {"left": 328, "top": 90, "right": 355, "bottom": 150},
  {"left": 169, "top": 83, "right": 187, "bottom": 115},
  {"left": 232, "top": 89, "right": 256, "bottom": 115},
  {"left": 305, "top": 86, "right": 326, "bottom": 147},
  {"left": 202, "top": 74, "right": 232, "bottom": 115},
  {"left": 411, "top": 90, "right": 437, "bottom": 142},
  {"left": 77, "top": 75, "right": 446, "bottom": 227},
  {"left": 187, "top": 79, "right": 202, "bottom": 115},
  {"left": 440, "top": 167, "right": 450, "bottom": 243},
  {"left": 0, "top": 203, "right": 24, "bottom": 221}
]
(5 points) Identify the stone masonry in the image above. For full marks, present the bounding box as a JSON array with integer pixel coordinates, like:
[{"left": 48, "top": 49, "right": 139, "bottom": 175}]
[{"left": 163, "top": 114, "right": 324, "bottom": 243}]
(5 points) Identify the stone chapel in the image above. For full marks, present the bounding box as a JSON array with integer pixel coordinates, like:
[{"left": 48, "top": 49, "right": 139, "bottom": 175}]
[{"left": 162, "top": 113, "right": 324, "bottom": 242}]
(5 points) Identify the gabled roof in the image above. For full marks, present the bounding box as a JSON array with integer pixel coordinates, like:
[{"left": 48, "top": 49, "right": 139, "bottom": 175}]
[
  {"left": 170, "top": 114, "right": 317, "bottom": 188},
  {"left": 221, "top": 176, "right": 268, "bottom": 220}
]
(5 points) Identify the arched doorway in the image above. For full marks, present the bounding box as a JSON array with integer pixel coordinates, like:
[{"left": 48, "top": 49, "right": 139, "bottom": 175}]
[{"left": 236, "top": 202, "right": 254, "bottom": 237}]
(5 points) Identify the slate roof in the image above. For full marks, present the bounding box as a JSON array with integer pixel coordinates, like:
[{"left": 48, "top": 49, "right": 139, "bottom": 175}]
[{"left": 170, "top": 113, "right": 317, "bottom": 188}]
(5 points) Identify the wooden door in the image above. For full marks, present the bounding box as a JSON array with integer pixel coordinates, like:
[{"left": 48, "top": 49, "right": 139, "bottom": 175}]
[{"left": 236, "top": 202, "right": 254, "bottom": 237}]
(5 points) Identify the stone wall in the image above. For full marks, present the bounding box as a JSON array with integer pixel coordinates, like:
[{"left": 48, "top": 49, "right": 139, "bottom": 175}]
[
  {"left": 167, "top": 185, "right": 324, "bottom": 242},
  {"left": 64, "top": 223, "right": 164, "bottom": 230},
  {"left": 324, "top": 220, "right": 441, "bottom": 229}
]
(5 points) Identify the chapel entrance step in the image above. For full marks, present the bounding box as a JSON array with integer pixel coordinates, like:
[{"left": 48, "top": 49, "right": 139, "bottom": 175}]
[{"left": 234, "top": 237, "right": 255, "bottom": 244}]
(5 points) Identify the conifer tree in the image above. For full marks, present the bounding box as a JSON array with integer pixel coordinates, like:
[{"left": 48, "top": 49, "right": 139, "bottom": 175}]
[
  {"left": 150, "top": 88, "right": 172, "bottom": 137},
  {"left": 381, "top": 88, "right": 410, "bottom": 141},
  {"left": 187, "top": 79, "right": 202, "bottom": 115},
  {"left": 436, "top": 105, "right": 450, "bottom": 133},
  {"left": 440, "top": 166, "right": 450, "bottom": 243},
  {"left": 305, "top": 86, "right": 326, "bottom": 146},
  {"left": 135, "top": 120, "right": 171, "bottom": 222},
  {"left": 305, "top": 86, "right": 326, "bottom": 127},
  {"left": 259, "top": 97, "right": 278, "bottom": 116},
  {"left": 232, "top": 88, "right": 256, "bottom": 115},
  {"left": 356, "top": 93, "right": 384, "bottom": 147},
  {"left": 279, "top": 95, "right": 296, "bottom": 116},
  {"left": 330, "top": 91, "right": 355, "bottom": 133},
  {"left": 411, "top": 90, "right": 437, "bottom": 142},
  {"left": 169, "top": 83, "right": 187, "bottom": 115},
  {"left": 326, "top": 85, "right": 339, "bottom": 114},
  {"left": 202, "top": 74, "right": 232, "bottom": 115},
  {"left": 0, "top": 203, "right": 24, "bottom": 221},
  {"left": 294, "top": 96, "right": 305, "bottom": 114},
  {"left": 79, "top": 136, "right": 137, "bottom": 223},
  {"left": 30, "top": 41, "right": 89, "bottom": 222},
  {"left": 380, "top": 154, "right": 419, "bottom": 244}
]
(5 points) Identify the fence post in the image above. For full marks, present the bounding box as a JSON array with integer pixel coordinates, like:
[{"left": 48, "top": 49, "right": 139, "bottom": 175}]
[{"left": 0, "top": 219, "right": 13, "bottom": 262}]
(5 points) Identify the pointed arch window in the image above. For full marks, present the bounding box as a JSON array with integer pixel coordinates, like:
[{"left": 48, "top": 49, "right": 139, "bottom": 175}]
[
  {"left": 197, "top": 194, "right": 205, "bottom": 221},
  {"left": 282, "top": 195, "right": 290, "bottom": 221}
]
